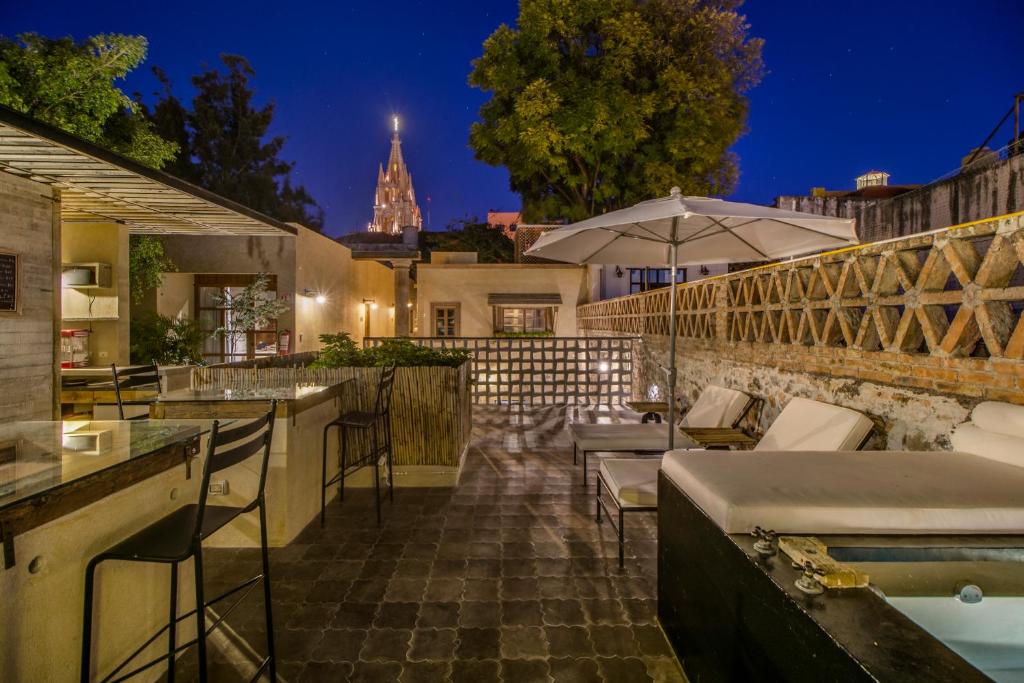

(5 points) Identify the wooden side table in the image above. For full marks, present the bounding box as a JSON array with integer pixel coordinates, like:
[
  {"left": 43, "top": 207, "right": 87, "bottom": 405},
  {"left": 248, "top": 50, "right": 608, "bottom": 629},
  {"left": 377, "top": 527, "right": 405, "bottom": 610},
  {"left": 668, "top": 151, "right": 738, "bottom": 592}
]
[
  {"left": 678, "top": 427, "right": 758, "bottom": 449},
  {"left": 625, "top": 401, "right": 669, "bottom": 423}
]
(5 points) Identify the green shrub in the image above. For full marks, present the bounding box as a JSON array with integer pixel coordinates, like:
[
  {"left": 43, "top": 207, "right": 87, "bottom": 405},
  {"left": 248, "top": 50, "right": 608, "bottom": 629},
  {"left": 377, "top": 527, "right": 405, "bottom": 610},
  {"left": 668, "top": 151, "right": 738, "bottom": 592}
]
[
  {"left": 310, "top": 332, "right": 471, "bottom": 368},
  {"left": 130, "top": 312, "right": 206, "bottom": 365}
]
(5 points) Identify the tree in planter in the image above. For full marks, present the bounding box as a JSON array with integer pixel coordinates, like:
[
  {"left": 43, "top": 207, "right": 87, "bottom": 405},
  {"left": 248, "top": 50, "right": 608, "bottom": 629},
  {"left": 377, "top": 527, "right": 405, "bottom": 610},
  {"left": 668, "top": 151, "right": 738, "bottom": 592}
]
[
  {"left": 212, "top": 273, "right": 289, "bottom": 359},
  {"left": 129, "top": 235, "right": 176, "bottom": 304}
]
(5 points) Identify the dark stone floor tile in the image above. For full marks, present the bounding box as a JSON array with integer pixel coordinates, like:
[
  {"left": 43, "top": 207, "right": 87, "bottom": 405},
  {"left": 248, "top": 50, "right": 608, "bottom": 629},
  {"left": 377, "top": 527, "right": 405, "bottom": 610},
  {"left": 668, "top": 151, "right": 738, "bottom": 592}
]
[
  {"left": 597, "top": 656, "right": 654, "bottom": 682},
  {"left": 417, "top": 601, "right": 460, "bottom": 629},
  {"left": 285, "top": 603, "right": 339, "bottom": 630},
  {"left": 404, "top": 542, "right": 438, "bottom": 559},
  {"left": 451, "top": 659, "right": 500, "bottom": 683},
  {"left": 502, "top": 558, "right": 538, "bottom": 577},
  {"left": 549, "top": 657, "right": 602, "bottom": 683},
  {"left": 350, "top": 660, "right": 403, "bottom": 683},
  {"left": 360, "top": 628, "right": 412, "bottom": 661},
  {"left": 331, "top": 602, "right": 379, "bottom": 630},
  {"left": 400, "top": 660, "right": 451, "bottom": 683},
  {"left": 643, "top": 655, "right": 684, "bottom": 682},
  {"left": 544, "top": 626, "right": 594, "bottom": 658},
  {"left": 408, "top": 627, "right": 458, "bottom": 661},
  {"left": 536, "top": 576, "right": 578, "bottom": 600},
  {"left": 374, "top": 602, "right": 420, "bottom": 630},
  {"left": 385, "top": 577, "right": 427, "bottom": 603},
  {"left": 460, "top": 600, "right": 502, "bottom": 628},
  {"left": 465, "top": 559, "right": 503, "bottom": 578},
  {"left": 501, "top": 599, "right": 544, "bottom": 626},
  {"left": 320, "top": 560, "right": 364, "bottom": 581},
  {"left": 274, "top": 628, "right": 324, "bottom": 663},
  {"left": 575, "top": 577, "right": 616, "bottom": 600},
  {"left": 424, "top": 578, "right": 464, "bottom": 602},
  {"left": 297, "top": 660, "right": 354, "bottom": 682},
  {"left": 501, "top": 577, "right": 540, "bottom": 600},
  {"left": 310, "top": 628, "right": 367, "bottom": 662},
  {"left": 541, "top": 599, "right": 586, "bottom": 626},
  {"left": 582, "top": 598, "right": 627, "bottom": 625},
  {"left": 456, "top": 627, "right": 501, "bottom": 660},
  {"left": 346, "top": 579, "right": 389, "bottom": 603},
  {"left": 589, "top": 624, "right": 640, "bottom": 657},
  {"left": 534, "top": 558, "right": 573, "bottom": 577},
  {"left": 500, "top": 625, "right": 548, "bottom": 659},
  {"left": 463, "top": 578, "right": 500, "bottom": 601},
  {"left": 394, "top": 559, "right": 433, "bottom": 578},
  {"left": 369, "top": 543, "right": 405, "bottom": 560},
  {"left": 307, "top": 580, "right": 352, "bottom": 604},
  {"left": 501, "top": 658, "right": 552, "bottom": 682},
  {"left": 620, "top": 599, "right": 656, "bottom": 625},
  {"left": 432, "top": 558, "right": 468, "bottom": 578},
  {"left": 360, "top": 559, "right": 398, "bottom": 581}
]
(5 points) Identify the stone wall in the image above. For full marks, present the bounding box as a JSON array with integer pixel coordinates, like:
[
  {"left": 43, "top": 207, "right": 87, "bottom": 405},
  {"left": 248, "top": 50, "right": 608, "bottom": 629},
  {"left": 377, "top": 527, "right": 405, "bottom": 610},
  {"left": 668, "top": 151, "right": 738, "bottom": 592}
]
[
  {"left": 578, "top": 211, "right": 1024, "bottom": 451},
  {"left": 777, "top": 153, "right": 1024, "bottom": 243},
  {"left": 0, "top": 174, "right": 57, "bottom": 421}
]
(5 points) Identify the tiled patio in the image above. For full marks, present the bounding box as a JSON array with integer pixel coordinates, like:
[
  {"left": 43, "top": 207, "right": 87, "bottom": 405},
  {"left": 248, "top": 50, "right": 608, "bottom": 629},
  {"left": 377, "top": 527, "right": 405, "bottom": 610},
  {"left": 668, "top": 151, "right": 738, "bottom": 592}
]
[{"left": 198, "top": 406, "right": 683, "bottom": 682}]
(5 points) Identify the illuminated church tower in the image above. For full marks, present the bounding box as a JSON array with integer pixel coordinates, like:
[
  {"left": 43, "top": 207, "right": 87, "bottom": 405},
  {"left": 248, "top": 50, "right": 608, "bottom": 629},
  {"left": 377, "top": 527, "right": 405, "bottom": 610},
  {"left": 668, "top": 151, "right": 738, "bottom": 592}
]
[{"left": 368, "top": 117, "right": 422, "bottom": 234}]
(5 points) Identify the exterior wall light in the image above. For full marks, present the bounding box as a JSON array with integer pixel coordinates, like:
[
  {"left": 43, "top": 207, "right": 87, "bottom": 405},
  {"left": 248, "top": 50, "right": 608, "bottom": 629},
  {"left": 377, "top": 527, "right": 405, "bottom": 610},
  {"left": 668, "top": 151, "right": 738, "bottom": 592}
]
[{"left": 303, "top": 288, "right": 327, "bottom": 305}]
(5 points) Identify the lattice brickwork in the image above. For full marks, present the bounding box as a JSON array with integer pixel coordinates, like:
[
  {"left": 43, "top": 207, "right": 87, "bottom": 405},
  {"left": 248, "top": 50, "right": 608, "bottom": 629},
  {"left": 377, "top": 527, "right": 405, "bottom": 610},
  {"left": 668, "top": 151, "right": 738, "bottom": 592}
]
[{"left": 578, "top": 212, "right": 1024, "bottom": 403}]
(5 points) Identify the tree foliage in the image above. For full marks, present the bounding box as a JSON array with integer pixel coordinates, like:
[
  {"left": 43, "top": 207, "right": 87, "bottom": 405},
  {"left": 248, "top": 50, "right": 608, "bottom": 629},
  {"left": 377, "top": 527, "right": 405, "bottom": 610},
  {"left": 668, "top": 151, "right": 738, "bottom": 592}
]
[
  {"left": 129, "top": 235, "right": 177, "bottom": 304},
  {"left": 150, "top": 56, "right": 324, "bottom": 230},
  {"left": 468, "top": 0, "right": 763, "bottom": 222},
  {"left": 310, "top": 332, "right": 471, "bottom": 368},
  {"left": 0, "top": 33, "right": 178, "bottom": 168}
]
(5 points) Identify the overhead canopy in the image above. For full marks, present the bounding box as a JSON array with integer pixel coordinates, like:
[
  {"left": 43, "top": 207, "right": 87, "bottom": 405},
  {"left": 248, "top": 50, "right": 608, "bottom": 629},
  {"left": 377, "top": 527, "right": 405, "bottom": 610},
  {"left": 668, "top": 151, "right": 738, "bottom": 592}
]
[
  {"left": 0, "top": 105, "right": 295, "bottom": 236},
  {"left": 526, "top": 190, "right": 858, "bottom": 266},
  {"left": 488, "top": 293, "right": 563, "bottom": 306}
]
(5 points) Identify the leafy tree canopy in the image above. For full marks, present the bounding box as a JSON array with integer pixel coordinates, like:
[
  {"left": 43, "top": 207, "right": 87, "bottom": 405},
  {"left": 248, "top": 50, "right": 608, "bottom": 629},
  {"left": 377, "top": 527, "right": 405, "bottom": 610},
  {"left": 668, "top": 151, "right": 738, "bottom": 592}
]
[
  {"left": 469, "top": 0, "right": 763, "bottom": 223},
  {"left": 150, "top": 56, "right": 324, "bottom": 230},
  {"left": 0, "top": 33, "right": 177, "bottom": 168},
  {"left": 420, "top": 218, "right": 514, "bottom": 263}
]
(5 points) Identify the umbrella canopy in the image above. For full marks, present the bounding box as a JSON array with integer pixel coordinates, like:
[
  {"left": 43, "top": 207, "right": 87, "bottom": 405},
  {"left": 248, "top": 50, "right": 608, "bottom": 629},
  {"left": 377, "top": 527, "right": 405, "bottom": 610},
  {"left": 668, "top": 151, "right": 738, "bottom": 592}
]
[
  {"left": 526, "top": 187, "right": 858, "bottom": 450},
  {"left": 525, "top": 188, "right": 858, "bottom": 265}
]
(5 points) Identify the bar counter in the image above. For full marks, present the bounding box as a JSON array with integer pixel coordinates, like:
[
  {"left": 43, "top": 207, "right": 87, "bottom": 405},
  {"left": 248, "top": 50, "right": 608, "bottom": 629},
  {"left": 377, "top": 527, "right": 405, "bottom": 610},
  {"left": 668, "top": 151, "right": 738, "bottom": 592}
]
[{"left": 0, "top": 419, "right": 218, "bottom": 683}]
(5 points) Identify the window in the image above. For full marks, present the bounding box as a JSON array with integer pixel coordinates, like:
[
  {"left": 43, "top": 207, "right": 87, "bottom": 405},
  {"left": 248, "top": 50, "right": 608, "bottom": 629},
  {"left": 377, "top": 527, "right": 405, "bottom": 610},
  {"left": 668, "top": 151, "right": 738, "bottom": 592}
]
[
  {"left": 495, "top": 307, "right": 553, "bottom": 334},
  {"left": 628, "top": 267, "right": 687, "bottom": 294},
  {"left": 195, "top": 274, "right": 279, "bottom": 364},
  {"left": 432, "top": 303, "right": 460, "bottom": 337}
]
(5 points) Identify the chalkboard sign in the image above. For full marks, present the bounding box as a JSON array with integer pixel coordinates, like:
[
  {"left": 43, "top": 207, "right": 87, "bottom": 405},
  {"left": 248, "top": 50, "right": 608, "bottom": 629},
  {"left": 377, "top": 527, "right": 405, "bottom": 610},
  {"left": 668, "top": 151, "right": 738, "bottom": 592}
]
[{"left": 0, "top": 251, "right": 18, "bottom": 313}]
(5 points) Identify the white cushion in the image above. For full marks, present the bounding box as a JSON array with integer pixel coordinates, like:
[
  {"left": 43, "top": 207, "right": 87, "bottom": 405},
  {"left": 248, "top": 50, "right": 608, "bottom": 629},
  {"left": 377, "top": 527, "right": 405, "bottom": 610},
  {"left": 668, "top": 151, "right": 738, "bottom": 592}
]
[
  {"left": 599, "top": 458, "right": 661, "bottom": 507},
  {"left": 950, "top": 422, "right": 1024, "bottom": 468},
  {"left": 570, "top": 423, "right": 687, "bottom": 452},
  {"left": 971, "top": 401, "right": 1024, "bottom": 439},
  {"left": 680, "top": 385, "right": 751, "bottom": 429},
  {"left": 661, "top": 449, "right": 1024, "bottom": 534},
  {"left": 754, "top": 397, "right": 872, "bottom": 452}
]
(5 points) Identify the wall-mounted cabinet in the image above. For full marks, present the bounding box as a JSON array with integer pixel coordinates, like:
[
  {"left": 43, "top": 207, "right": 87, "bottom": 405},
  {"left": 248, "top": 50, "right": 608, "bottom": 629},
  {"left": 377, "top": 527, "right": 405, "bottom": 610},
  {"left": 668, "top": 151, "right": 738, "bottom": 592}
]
[{"left": 62, "top": 263, "right": 112, "bottom": 289}]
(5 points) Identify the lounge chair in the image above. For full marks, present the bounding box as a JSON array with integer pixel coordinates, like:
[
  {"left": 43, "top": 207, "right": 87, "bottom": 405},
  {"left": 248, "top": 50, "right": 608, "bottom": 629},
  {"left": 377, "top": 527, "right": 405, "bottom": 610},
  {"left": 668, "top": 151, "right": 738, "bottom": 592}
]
[
  {"left": 597, "top": 396, "right": 874, "bottom": 566},
  {"left": 571, "top": 384, "right": 754, "bottom": 479}
]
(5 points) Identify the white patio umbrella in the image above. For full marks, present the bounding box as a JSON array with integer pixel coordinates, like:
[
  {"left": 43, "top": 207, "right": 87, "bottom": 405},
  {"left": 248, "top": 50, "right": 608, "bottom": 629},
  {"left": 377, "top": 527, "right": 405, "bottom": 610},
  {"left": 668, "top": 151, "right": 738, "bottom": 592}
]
[{"left": 525, "top": 187, "right": 858, "bottom": 448}]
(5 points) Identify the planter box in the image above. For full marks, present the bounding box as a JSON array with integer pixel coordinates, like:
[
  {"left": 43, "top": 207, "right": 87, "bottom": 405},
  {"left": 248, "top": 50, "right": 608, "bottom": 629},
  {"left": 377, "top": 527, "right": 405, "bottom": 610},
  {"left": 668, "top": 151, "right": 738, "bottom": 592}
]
[{"left": 191, "top": 361, "right": 473, "bottom": 484}]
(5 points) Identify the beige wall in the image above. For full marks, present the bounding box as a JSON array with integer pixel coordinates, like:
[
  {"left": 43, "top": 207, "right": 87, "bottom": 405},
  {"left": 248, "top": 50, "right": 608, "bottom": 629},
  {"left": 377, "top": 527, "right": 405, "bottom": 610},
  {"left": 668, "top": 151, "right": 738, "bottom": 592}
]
[
  {"left": 0, "top": 174, "right": 58, "bottom": 421},
  {"left": 416, "top": 264, "right": 589, "bottom": 337},
  {"left": 154, "top": 226, "right": 395, "bottom": 352},
  {"left": 61, "top": 222, "right": 130, "bottom": 366}
]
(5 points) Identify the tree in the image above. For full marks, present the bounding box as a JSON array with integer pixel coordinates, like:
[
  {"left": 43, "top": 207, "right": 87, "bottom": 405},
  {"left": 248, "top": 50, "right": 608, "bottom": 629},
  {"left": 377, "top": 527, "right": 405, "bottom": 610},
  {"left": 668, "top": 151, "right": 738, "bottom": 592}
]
[
  {"left": 150, "top": 56, "right": 324, "bottom": 230},
  {"left": 468, "top": 0, "right": 763, "bottom": 223},
  {"left": 0, "top": 33, "right": 177, "bottom": 168}
]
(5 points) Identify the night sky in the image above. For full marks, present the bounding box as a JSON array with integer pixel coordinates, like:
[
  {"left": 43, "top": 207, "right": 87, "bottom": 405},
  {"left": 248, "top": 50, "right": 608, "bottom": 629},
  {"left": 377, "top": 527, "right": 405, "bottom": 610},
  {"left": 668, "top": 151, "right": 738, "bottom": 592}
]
[{"left": 3, "top": 1, "right": 1022, "bottom": 237}]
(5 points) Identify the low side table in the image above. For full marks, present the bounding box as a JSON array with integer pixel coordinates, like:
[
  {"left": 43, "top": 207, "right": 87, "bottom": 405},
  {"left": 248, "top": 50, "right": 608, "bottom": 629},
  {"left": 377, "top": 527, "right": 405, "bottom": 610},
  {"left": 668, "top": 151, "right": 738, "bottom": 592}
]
[
  {"left": 626, "top": 401, "right": 669, "bottom": 423},
  {"left": 678, "top": 427, "right": 757, "bottom": 449}
]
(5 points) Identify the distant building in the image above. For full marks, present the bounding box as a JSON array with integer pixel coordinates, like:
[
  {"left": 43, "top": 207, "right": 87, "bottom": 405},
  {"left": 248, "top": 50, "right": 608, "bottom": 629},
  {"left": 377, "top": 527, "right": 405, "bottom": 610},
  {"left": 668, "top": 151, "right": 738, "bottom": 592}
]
[
  {"left": 486, "top": 210, "right": 521, "bottom": 239},
  {"left": 369, "top": 117, "right": 422, "bottom": 234}
]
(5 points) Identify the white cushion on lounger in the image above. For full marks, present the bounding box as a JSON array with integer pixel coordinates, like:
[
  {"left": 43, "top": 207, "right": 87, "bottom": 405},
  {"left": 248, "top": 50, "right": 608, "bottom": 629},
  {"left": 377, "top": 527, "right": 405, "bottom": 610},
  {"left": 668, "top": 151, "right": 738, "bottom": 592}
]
[
  {"left": 661, "top": 449, "right": 1024, "bottom": 534},
  {"left": 970, "top": 401, "right": 1024, "bottom": 439},
  {"left": 680, "top": 385, "right": 751, "bottom": 429},
  {"left": 600, "top": 458, "right": 661, "bottom": 507},
  {"left": 570, "top": 423, "right": 685, "bottom": 452},
  {"left": 950, "top": 422, "right": 1024, "bottom": 468},
  {"left": 754, "top": 397, "right": 872, "bottom": 452}
]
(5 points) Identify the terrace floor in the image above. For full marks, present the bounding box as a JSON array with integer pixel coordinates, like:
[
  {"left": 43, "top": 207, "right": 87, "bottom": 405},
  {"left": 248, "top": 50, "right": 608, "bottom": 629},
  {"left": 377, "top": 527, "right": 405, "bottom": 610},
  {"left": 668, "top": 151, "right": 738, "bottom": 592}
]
[{"left": 194, "top": 405, "right": 683, "bottom": 682}]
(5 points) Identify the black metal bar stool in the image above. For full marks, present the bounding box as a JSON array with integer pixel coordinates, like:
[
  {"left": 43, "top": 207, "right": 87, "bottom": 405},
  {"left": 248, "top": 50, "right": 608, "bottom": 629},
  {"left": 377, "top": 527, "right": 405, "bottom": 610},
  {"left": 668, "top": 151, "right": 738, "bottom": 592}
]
[
  {"left": 81, "top": 402, "right": 278, "bottom": 683},
  {"left": 321, "top": 365, "right": 396, "bottom": 526},
  {"left": 111, "top": 363, "right": 162, "bottom": 420}
]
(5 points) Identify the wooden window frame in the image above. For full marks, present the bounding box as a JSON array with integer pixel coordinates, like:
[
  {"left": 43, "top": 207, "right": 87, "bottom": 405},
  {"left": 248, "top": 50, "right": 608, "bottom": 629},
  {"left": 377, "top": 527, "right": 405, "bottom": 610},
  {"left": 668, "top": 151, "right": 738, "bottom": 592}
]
[
  {"left": 194, "top": 273, "right": 280, "bottom": 363},
  {"left": 431, "top": 302, "right": 461, "bottom": 338}
]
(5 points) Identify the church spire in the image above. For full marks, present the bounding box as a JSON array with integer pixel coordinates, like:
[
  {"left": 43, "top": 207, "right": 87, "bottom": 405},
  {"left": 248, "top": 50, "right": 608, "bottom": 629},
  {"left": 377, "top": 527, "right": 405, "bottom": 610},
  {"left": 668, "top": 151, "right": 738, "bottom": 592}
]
[{"left": 369, "top": 116, "right": 422, "bottom": 234}]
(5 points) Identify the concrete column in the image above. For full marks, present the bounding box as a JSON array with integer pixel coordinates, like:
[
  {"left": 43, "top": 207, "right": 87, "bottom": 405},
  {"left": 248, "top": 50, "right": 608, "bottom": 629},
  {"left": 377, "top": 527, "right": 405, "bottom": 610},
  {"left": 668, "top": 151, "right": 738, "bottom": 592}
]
[{"left": 394, "top": 259, "right": 412, "bottom": 336}]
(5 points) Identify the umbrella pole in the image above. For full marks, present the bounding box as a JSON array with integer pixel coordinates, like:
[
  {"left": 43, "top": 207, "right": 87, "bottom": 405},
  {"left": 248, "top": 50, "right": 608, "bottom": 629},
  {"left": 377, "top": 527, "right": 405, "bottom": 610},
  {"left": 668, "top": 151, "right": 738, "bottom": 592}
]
[{"left": 666, "top": 222, "right": 679, "bottom": 450}]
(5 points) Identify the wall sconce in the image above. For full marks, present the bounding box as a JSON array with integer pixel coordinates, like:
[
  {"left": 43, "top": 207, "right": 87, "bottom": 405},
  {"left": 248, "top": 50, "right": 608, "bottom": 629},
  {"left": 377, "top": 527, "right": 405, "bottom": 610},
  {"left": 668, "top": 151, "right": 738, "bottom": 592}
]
[
  {"left": 614, "top": 266, "right": 623, "bottom": 278},
  {"left": 363, "top": 298, "right": 378, "bottom": 311},
  {"left": 303, "top": 288, "right": 327, "bottom": 304}
]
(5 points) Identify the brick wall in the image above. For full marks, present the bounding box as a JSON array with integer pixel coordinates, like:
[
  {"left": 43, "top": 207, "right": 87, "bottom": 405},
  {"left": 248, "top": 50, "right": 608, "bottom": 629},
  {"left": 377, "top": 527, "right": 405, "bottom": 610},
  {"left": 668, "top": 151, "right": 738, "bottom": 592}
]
[
  {"left": 578, "top": 212, "right": 1024, "bottom": 450},
  {"left": 0, "top": 174, "right": 57, "bottom": 421}
]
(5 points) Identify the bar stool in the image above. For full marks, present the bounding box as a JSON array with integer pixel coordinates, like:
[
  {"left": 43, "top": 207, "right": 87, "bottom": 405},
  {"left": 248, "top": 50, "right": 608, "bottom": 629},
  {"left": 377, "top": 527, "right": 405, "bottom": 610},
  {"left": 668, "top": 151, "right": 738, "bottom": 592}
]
[
  {"left": 111, "top": 363, "right": 162, "bottom": 420},
  {"left": 81, "top": 402, "right": 278, "bottom": 683},
  {"left": 321, "top": 365, "right": 396, "bottom": 526}
]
